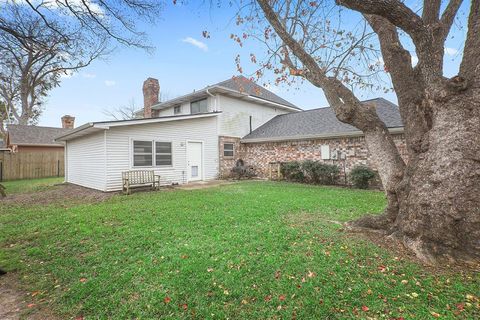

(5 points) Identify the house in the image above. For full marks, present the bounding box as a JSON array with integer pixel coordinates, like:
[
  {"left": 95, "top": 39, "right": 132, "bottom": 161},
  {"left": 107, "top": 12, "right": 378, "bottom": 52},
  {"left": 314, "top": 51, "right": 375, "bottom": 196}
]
[
  {"left": 4, "top": 115, "right": 74, "bottom": 153},
  {"left": 0, "top": 116, "right": 74, "bottom": 180},
  {"left": 56, "top": 76, "right": 406, "bottom": 192},
  {"left": 55, "top": 76, "right": 301, "bottom": 191},
  {"left": 236, "top": 98, "right": 407, "bottom": 178}
]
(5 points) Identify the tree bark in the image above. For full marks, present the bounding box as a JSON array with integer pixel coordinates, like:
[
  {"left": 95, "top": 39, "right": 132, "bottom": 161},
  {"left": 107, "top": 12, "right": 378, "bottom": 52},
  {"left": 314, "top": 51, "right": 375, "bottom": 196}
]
[{"left": 393, "top": 88, "right": 480, "bottom": 263}]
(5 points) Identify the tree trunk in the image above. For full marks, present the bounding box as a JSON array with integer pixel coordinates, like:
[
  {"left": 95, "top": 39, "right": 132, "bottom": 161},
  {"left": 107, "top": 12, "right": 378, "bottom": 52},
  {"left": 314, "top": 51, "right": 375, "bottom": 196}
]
[
  {"left": 394, "top": 88, "right": 480, "bottom": 263},
  {"left": 350, "top": 88, "right": 480, "bottom": 264}
]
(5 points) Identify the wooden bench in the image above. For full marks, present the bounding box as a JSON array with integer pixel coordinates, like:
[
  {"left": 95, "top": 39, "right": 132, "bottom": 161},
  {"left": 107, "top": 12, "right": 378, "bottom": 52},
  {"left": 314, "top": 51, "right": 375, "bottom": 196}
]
[{"left": 122, "top": 170, "right": 160, "bottom": 194}]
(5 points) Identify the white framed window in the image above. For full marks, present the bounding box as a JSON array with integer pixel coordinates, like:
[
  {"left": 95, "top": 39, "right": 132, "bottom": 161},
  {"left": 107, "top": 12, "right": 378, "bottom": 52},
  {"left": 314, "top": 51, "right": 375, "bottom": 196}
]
[
  {"left": 174, "top": 106, "right": 181, "bottom": 115},
  {"left": 155, "top": 141, "right": 172, "bottom": 166},
  {"left": 132, "top": 140, "right": 173, "bottom": 167},
  {"left": 224, "top": 143, "right": 234, "bottom": 157},
  {"left": 321, "top": 145, "right": 330, "bottom": 160},
  {"left": 133, "top": 140, "right": 153, "bottom": 167},
  {"left": 190, "top": 98, "right": 208, "bottom": 114}
]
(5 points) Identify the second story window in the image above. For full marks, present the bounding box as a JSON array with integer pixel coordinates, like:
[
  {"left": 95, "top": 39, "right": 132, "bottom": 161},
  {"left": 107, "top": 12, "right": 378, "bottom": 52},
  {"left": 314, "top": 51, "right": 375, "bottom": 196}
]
[
  {"left": 190, "top": 98, "right": 208, "bottom": 114},
  {"left": 174, "top": 106, "right": 181, "bottom": 115}
]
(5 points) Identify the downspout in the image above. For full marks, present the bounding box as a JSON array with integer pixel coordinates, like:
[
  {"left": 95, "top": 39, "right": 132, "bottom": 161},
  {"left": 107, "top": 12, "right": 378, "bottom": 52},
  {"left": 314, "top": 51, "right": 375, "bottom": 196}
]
[{"left": 206, "top": 87, "right": 217, "bottom": 111}]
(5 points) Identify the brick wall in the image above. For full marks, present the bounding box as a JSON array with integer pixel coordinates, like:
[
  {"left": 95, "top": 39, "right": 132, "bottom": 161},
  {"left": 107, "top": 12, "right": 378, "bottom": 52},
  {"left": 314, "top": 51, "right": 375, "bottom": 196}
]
[
  {"left": 218, "top": 133, "right": 407, "bottom": 179},
  {"left": 219, "top": 136, "right": 243, "bottom": 178}
]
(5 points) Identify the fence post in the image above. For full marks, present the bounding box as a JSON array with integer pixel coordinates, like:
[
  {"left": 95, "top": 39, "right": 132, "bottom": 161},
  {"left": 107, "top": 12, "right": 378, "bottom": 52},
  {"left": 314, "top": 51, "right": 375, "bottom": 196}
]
[
  {"left": 0, "top": 160, "right": 3, "bottom": 182},
  {"left": 57, "top": 159, "right": 60, "bottom": 177}
]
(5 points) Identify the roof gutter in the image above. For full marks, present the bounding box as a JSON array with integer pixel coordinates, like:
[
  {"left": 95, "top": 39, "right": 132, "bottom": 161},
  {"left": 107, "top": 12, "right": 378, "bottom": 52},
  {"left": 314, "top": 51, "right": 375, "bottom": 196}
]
[{"left": 241, "top": 127, "right": 405, "bottom": 143}]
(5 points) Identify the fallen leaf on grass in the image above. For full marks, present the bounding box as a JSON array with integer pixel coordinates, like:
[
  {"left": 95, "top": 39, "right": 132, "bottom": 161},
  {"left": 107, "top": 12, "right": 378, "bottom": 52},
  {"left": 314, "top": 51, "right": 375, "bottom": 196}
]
[
  {"left": 274, "top": 270, "right": 281, "bottom": 279},
  {"left": 79, "top": 278, "right": 87, "bottom": 283},
  {"left": 264, "top": 295, "right": 272, "bottom": 302},
  {"left": 279, "top": 294, "right": 286, "bottom": 301},
  {"left": 164, "top": 297, "right": 171, "bottom": 304},
  {"left": 27, "top": 303, "right": 36, "bottom": 308},
  {"left": 207, "top": 268, "right": 214, "bottom": 272},
  {"left": 361, "top": 305, "right": 369, "bottom": 312},
  {"left": 430, "top": 311, "right": 440, "bottom": 317}
]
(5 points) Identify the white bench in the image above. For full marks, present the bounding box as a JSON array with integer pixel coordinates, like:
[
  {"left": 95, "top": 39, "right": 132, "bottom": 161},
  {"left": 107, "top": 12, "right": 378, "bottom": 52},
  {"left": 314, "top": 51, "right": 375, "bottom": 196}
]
[{"left": 122, "top": 170, "right": 160, "bottom": 194}]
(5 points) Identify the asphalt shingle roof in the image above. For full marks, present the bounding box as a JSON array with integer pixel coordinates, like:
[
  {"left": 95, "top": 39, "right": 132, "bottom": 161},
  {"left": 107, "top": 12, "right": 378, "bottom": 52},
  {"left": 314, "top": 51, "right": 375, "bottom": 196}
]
[
  {"left": 7, "top": 124, "right": 70, "bottom": 146},
  {"left": 215, "top": 76, "right": 300, "bottom": 110},
  {"left": 242, "top": 98, "right": 403, "bottom": 141}
]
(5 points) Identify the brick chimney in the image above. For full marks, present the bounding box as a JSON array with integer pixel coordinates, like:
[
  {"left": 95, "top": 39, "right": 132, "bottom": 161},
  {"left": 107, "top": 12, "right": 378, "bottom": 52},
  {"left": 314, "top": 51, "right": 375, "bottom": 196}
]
[
  {"left": 61, "top": 115, "right": 75, "bottom": 129},
  {"left": 143, "top": 78, "right": 160, "bottom": 118}
]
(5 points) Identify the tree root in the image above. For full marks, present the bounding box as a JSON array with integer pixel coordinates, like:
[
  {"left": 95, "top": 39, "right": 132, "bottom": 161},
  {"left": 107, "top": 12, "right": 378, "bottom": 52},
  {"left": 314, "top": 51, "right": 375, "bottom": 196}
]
[
  {"left": 344, "top": 212, "right": 394, "bottom": 231},
  {"left": 345, "top": 215, "right": 480, "bottom": 268}
]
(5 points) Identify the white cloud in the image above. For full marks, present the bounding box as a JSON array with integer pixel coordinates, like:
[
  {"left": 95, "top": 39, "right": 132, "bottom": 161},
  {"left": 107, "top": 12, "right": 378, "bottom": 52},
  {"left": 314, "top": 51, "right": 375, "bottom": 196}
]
[
  {"left": 60, "top": 70, "right": 75, "bottom": 79},
  {"left": 45, "top": 0, "right": 104, "bottom": 16},
  {"left": 444, "top": 47, "right": 459, "bottom": 56},
  {"left": 82, "top": 73, "right": 96, "bottom": 79},
  {"left": 182, "top": 37, "right": 208, "bottom": 52},
  {"left": 104, "top": 80, "right": 116, "bottom": 87}
]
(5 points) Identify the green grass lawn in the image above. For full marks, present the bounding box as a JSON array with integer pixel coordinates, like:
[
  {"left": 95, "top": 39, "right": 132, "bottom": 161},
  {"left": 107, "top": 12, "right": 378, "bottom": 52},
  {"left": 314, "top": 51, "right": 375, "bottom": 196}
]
[
  {"left": 1, "top": 176, "right": 64, "bottom": 195},
  {"left": 0, "top": 181, "right": 478, "bottom": 319}
]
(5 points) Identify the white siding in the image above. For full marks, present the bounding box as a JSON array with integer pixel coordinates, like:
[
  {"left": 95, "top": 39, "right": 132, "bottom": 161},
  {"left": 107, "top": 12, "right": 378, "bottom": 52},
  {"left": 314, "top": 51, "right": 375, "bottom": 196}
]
[
  {"left": 66, "top": 131, "right": 106, "bottom": 191},
  {"left": 217, "top": 95, "right": 290, "bottom": 137},
  {"left": 105, "top": 116, "right": 218, "bottom": 191}
]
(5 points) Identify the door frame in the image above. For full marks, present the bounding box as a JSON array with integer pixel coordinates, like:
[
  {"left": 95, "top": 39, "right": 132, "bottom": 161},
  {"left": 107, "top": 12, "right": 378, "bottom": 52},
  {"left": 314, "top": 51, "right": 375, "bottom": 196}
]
[{"left": 186, "top": 140, "right": 204, "bottom": 182}]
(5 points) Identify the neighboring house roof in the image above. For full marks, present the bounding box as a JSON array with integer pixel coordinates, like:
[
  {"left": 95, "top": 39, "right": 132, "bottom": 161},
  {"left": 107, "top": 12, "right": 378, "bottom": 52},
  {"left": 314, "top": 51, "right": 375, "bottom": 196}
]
[
  {"left": 242, "top": 98, "right": 404, "bottom": 142},
  {"left": 56, "top": 112, "right": 221, "bottom": 141},
  {"left": 6, "top": 124, "right": 69, "bottom": 147},
  {"left": 152, "top": 76, "right": 301, "bottom": 112}
]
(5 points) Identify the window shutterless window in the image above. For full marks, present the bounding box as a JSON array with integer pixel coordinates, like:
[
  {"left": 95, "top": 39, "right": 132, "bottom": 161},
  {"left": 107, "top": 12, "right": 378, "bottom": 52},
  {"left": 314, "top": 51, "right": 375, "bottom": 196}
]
[
  {"left": 190, "top": 98, "right": 208, "bottom": 114},
  {"left": 174, "top": 106, "right": 181, "bottom": 115},
  {"left": 133, "top": 141, "right": 153, "bottom": 166},
  {"left": 224, "top": 143, "right": 234, "bottom": 157},
  {"left": 156, "top": 142, "right": 172, "bottom": 166}
]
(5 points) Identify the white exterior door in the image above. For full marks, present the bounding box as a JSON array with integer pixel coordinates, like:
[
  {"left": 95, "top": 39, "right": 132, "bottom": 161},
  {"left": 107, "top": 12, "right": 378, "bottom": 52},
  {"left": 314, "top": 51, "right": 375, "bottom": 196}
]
[{"left": 187, "top": 141, "right": 203, "bottom": 181}]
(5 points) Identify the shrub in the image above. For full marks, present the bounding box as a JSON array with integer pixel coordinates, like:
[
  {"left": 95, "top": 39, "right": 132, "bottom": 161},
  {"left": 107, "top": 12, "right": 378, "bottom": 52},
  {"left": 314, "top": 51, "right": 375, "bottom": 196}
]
[
  {"left": 349, "top": 165, "right": 376, "bottom": 189},
  {"left": 280, "top": 161, "right": 304, "bottom": 182},
  {"left": 303, "top": 161, "right": 340, "bottom": 185}
]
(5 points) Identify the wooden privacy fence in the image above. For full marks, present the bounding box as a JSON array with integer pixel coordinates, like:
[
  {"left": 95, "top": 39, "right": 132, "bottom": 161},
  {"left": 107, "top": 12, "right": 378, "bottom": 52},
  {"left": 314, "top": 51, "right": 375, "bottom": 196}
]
[{"left": 0, "top": 151, "right": 64, "bottom": 181}]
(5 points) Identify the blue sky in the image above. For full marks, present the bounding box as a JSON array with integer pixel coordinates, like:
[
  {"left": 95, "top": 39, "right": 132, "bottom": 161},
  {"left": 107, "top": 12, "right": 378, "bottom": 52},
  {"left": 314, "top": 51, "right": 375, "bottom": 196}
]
[{"left": 39, "top": 1, "right": 466, "bottom": 128}]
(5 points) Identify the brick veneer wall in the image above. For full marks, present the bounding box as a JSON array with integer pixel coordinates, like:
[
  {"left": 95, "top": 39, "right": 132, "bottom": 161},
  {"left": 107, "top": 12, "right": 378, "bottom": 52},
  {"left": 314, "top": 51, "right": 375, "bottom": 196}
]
[{"left": 219, "top": 133, "right": 407, "bottom": 179}]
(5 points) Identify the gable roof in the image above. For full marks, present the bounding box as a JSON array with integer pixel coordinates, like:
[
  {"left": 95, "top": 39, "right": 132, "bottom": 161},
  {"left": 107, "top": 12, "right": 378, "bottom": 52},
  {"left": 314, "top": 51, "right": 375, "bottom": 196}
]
[
  {"left": 242, "top": 98, "right": 404, "bottom": 142},
  {"left": 215, "top": 76, "right": 299, "bottom": 110},
  {"left": 6, "top": 124, "right": 70, "bottom": 146},
  {"left": 152, "top": 76, "right": 301, "bottom": 112}
]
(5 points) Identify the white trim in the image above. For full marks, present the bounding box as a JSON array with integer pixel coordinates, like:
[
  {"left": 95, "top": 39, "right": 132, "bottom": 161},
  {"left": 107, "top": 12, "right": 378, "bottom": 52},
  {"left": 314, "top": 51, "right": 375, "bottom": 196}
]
[
  {"left": 130, "top": 138, "right": 175, "bottom": 169},
  {"left": 56, "top": 113, "right": 220, "bottom": 141},
  {"left": 151, "top": 86, "right": 301, "bottom": 112},
  {"left": 241, "top": 127, "right": 405, "bottom": 143},
  {"left": 104, "top": 130, "right": 108, "bottom": 191},
  {"left": 64, "top": 141, "right": 68, "bottom": 183},
  {"left": 186, "top": 140, "right": 204, "bottom": 182}
]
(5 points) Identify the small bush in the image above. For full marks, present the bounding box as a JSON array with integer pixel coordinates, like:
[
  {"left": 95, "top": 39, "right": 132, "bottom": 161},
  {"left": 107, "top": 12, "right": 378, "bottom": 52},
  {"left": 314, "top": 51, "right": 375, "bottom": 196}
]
[
  {"left": 349, "top": 165, "right": 376, "bottom": 189},
  {"left": 302, "top": 161, "right": 339, "bottom": 185},
  {"left": 280, "top": 161, "right": 304, "bottom": 182}
]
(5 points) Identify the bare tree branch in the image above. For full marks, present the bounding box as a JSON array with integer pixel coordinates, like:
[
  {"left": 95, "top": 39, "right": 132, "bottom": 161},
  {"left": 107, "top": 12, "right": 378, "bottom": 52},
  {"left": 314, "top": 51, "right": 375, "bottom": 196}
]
[{"left": 335, "top": 0, "right": 426, "bottom": 39}]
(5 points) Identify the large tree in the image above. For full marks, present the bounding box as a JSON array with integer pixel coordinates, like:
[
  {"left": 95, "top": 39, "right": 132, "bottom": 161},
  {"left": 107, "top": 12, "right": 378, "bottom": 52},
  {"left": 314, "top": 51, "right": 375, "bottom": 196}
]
[
  {"left": 0, "top": 0, "right": 163, "bottom": 130},
  {"left": 0, "top": 3, "right": 106, "bottom": 133},
  {"left": 0, "top": 0, "right": 162, "bottom": 50},
  {"left": 236, "top": 0, "right": 479, "bottom": 264}
]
